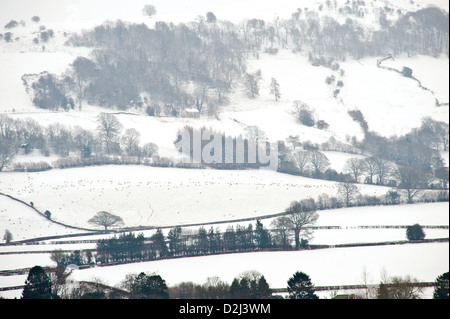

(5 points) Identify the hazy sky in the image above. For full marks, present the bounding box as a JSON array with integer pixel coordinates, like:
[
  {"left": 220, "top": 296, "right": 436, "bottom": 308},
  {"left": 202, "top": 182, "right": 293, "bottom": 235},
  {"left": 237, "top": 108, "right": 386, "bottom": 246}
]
[
  {"left": 0, "top": 0, "right": 298, "bottom": 28},
  {"left": 1, "top": 0, "right": 448, "bottom": 30}
]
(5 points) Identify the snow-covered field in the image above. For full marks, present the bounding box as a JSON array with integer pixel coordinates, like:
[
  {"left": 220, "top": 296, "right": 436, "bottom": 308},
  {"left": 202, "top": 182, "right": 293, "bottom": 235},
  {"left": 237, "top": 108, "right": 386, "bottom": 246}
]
[
  {"left": 0, "top": 165, "right": 399, "bottom": 231},
  {"left": 0, "top": 0, "right": 448, "bottom": 300},
  {"left": 340, "top": 56, "right": 449, "bottom": 137},
  {"left": 0, "top": 198, "right": 447, "bottom": 246},
  {"left": 1, "top": 242, "right": 448, "bottom": 299}
]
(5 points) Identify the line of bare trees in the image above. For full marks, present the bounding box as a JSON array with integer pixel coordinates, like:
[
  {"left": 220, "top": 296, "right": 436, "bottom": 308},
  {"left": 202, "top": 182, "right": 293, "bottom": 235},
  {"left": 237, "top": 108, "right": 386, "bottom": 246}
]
[{"left": 0, "top": 113, "right": 162, "bottom": 172}]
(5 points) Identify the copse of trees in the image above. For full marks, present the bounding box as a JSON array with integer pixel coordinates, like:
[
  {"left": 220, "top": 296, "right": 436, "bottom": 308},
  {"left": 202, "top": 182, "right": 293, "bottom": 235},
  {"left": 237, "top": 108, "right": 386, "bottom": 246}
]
[
  {"left": 0, "top": 114, "right": 165, "bottom": 172},
  {"left": 21, "top": 5, "right": 447, "bottom": 113},
  {"left": 121, "top": 272, "right": 169, "bottom": 299},
  {"left": 56, "top": 19, "right": 245, "bottom": 112},
  {"left": 230, "top": 271, "right": 272, "bottom": 299}
]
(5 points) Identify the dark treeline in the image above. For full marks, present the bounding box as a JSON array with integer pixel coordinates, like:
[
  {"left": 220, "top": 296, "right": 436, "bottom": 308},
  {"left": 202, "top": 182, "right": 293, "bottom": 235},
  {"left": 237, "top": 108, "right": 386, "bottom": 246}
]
[
  {"left": 94, "top": 220, "right": 274, "bottom": 264},
  {"left": 0, "top": 113, "right": 164, "bottom": 172},
  {"left": 278, "top": 113, "right": 449, "bottom": 202},
  {"left": 174, "top": 125, "right": 274, "bottom": 169},
  {"left": 20, "top": 263, "right": 449, "bottom": 299}
]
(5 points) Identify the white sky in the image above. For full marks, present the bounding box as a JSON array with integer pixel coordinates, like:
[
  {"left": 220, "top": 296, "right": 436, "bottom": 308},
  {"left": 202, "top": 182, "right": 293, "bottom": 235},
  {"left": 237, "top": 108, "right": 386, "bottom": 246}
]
[
  {"left": 1, "top": 0, "right": 448, "bottom": 29},
  {"left": 0, "top": 0, "right": 302, "bottom": 27}
]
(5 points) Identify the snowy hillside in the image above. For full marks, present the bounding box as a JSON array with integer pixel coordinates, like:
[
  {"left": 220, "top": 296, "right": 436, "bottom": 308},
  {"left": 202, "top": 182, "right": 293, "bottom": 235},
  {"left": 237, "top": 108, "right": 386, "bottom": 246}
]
[{"left": 0, "top": 0, "right": 449, "bottom": 300}]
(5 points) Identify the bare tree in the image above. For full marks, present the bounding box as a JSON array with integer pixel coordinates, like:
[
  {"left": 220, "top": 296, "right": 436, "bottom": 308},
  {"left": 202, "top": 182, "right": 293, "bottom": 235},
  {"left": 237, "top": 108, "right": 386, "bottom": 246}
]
[
  {"left": 374, "top": 157, "right": 392, "bottom": 185},
  {"left": 356, "top": 267, "right": 378, "bottom": 299},
  {"left": 270, "top": 216, "right": 292, "bottom": 248},
  {"left": 284, "top": 199, "right": 319, "bottom": 249},
  {"left": 394, "top": 165, "right": 428, "bottom": 203},
  {"left": 308, "top": 150, "right": 330, "bottom": 177},
  {"left": 337, "top": 182, "right": 360, "bottom": 207},
  {"left": 377, "top": 275, "right": 424, "bottom": 299},
  {"left": 435, "top": 166, "right": 449, "bottom": 190},
  {"left": 88, "top": 211, "right": 124, "bottom": 231},
  {"left": 292, "top": 150, "right": 310, "bottom": 174},
  {"left": 97, "top": 113, "right": 123, "bottom": 154},
  {"left": 269, "top": 77, "right": 281, "bottom": 101},
  {"left": 344, "top": 158, "right": 366, "bottom": 183},
  {"left": 0, "top": 115, "right": 15, "bottom": 139},
  {"left": 142, "top": 143, "right": 159, "bottom": 158},
  {"left": 73, "top": 126, "right": 98, "bottom": 157},
  {"left": 0, "top": 139, "right": 15, "bottom": 172},
  {"left": 363, "top": 156, "right": 378, "bottom": 184},
  {"left": 121, "top": 128, "right": 141, "bottom": 156},
  {"left": 71, "top": 57, "right": 97, "bottom": 109}
]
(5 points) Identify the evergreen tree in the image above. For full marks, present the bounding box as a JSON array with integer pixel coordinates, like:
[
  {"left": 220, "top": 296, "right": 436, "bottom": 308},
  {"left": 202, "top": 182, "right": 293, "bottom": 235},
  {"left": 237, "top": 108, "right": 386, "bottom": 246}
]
[
  {"left": 208, "top": 227, "right": 223, "bottom": 253},
  {"left": 287, "top": 271, "right": 319, "bottom": 299},
  {"left": 255, "top": 219, "right": 271, "bottom": 249},
  {"left": 223, "top": 226, "right": 237, "bottom": 251},
  {"left": 230, "top": 277, "right": 251, "bottom": 299},
  {"left": 406, "top": 224, "right": 426, "bottom": 241},
  {"left": 196, "top": 227, "right": 209, "bottom": 254},
  {"left": 168, "top": 226, "right": 183, "bottom": 256},
  {"left": 269, "top": 78, "right": 281, "bottom": 101},
  {"left": 128, "top": 272, "right": 169, "bottom": 299},
  {"left": 22, "top": 266, "right": 57, "bottom": 299},
  {"left": 230, "top": 271, "right": 272, "bottom": 299},
  {"left": 151, "top": 228, "right": 168, "bottom": 257}
]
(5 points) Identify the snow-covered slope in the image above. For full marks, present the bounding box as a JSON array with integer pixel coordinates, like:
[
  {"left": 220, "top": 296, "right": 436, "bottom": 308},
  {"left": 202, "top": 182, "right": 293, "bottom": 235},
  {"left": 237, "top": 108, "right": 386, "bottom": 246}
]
[
  {"left": 0, "top": 165, "right": 393, "bottom": 230},
  {"left": 0, "top": 0, "right": 449, "bottom": 300}
]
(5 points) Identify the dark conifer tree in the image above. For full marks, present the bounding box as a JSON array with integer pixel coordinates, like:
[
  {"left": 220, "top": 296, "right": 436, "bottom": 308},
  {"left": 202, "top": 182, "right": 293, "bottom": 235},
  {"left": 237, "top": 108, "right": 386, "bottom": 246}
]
[
  {"left": 287, "top": 271, "right": 319, "bottom": 299},
  {"left": 21, "top": 266, "right": 56, "bottom": 299},
  {"left": 433, "top": 272, "right": 449, "bottom": 299}
]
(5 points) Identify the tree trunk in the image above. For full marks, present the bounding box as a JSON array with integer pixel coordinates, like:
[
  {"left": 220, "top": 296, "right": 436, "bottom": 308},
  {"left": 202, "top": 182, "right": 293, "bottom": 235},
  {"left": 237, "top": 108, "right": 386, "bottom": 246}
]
[{"left": 294, "top": 228, "right": 300, "bottom": 249}]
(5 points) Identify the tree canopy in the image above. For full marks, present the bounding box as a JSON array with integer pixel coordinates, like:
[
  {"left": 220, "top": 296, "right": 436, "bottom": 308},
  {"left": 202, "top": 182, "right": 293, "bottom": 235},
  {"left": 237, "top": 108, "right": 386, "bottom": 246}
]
[{"left": 88, "top": 211, "right": 124, "bottom": 231}]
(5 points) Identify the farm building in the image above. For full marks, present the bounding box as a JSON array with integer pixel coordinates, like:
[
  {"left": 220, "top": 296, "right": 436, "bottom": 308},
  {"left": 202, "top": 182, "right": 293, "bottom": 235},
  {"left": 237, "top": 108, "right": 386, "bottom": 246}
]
[{"left": 181, "top": 108, "right": 200, "bottom": 118}]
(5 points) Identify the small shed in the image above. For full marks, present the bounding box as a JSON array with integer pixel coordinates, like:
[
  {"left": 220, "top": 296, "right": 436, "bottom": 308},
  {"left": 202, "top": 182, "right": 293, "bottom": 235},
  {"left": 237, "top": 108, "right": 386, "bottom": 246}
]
[{"left": 181, "top": 108, "right": 200, "bottom": 119}]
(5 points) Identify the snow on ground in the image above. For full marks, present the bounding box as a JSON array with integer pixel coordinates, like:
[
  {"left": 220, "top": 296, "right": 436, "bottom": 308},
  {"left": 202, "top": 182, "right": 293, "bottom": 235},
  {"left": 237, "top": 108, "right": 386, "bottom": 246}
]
[
  {"left": 1, "top": 242, "right": 447, "bottom": 299},
  {"left": 0, "top": 195, "right": 92, "bottom": 241},
  {"left": 0, "top": 195, "right": 447, "bottom": 246},
  {"left": 322, "top": 151, "right": 366, "bottom": 172},
  {"left": 382, "top": 54, "right": 449, "bottom": 104},
  {"left": 315, "top": 202, "right": 449, "bottom": 227},
  {"left": 0, "top": 165, "right": 393, "bottom": 231},
  {"left": 1, "top": 0, "right": 448, "bottom": 299},
  {"left": 0, "top": 52, "right": 80, "bottom": 112},
  {"left": 66, "top": 242, "right": 450, "bottom": 293}
]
